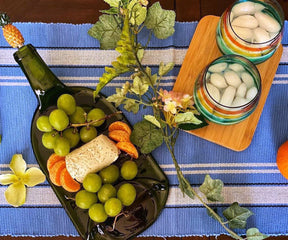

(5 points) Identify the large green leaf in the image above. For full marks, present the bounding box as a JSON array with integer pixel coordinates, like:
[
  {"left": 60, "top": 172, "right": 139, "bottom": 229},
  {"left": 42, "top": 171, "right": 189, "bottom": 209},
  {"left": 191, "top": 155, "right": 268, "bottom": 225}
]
[
  {"left": 130, "top": 120, "right": 163, "bottom": 154},
  {"left": 246, "top": 228, "right": 268, "bottom": 240},
  {"left": 144, "top": 2, "right": 176, "bottom": 39},
  {"left": 128, "top": 0, "right": 147, "bottom": 26},
  {"left": 199, "top": 174, "right": 224, "bottom": 202},
  {"left": 88, "top": 14, "right": 122, "bottom": 50},
  {"left": 223, "top": 202, "right": 253, "bottom": 229}
]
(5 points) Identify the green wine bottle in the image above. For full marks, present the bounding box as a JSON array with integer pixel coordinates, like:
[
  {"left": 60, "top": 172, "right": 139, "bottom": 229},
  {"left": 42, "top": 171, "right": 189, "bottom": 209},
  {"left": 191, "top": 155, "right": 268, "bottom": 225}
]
[{"left": 13, "top": 44, "right": 68, "bottom": 111}]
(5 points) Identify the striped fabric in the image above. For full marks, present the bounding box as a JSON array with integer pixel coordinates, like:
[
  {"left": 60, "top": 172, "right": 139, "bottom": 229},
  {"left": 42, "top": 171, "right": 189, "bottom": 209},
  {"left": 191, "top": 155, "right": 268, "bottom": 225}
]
[{"left": 0, "top": 21, "right": 288, "bottom": 237}]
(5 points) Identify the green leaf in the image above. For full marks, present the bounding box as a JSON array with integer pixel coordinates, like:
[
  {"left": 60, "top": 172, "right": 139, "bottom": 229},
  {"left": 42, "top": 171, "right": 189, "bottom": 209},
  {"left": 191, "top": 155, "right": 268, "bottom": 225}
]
[
  {"left": 143, "top": 115, "right": 161, "bottom": 128},
  {"left": 144, "top": 2, "right": 176, "bottom": 39},
  {"left": 131, "top": 76, "right": 149, "bottom": 95},
  {"left": 88, "top": 14, "right": 122, "bottom": 50},
  {"left": 100, "top": 7, "right": 119, "bottom": 15},
  {"left": 175, "top": 112, "right": 203, "bottom": 125},
  {"left": 199, "top": 175, "right": 224, "bottom": 202},
  {"left": 123, "top": 99, "right": 139, "bottom": 114},
  {"left": 158, "top": 62, "right": 174, "bottom": 76},
  {"left": 104, "top": 0, "right": 120, "bottom": 8},
  {"left": 106, "top": 92, "right": 125, "bottom": 107},
  {"left": 93, "top": 15, "right": 137, "bottom": 96},
  {"left": 128, "top": 0, "right": 147, "bottom": 26},
  {"left": 223, "top": 202, "right": 254, "bottom": 229},
  {"left": 137, "top": 48, "right": 144, "bottom": 62},
  {"left": 177, "top": 171, "right": 195, "bottom": 199},
  {"left": 130, "top": 120, "right": 163, "bottom": 154},
  {"left": 178, "top": 112, "right": 208, "bottom": 131},
  {"left": 246, "top": 228, "right": 268, "bottom": 240}
]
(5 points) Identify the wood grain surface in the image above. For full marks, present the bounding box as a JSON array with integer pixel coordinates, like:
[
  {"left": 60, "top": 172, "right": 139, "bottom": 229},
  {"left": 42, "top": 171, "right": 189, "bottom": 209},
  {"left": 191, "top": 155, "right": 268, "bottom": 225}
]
[
  {"left": 0, "top": 0, "right": 287, "bottom": 239},
  {"left": 173, "top": 15, "right": 283, "bottom": 151}
]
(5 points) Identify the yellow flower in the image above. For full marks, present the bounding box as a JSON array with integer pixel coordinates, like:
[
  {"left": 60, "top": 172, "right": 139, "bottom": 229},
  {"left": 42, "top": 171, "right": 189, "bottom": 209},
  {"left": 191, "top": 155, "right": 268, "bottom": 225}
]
[
  {"left": 0, "top": 154, "right": 46, "bottom": 207},
  {"left": 164, "top": 100, "right": 177, "bottom": 114}
]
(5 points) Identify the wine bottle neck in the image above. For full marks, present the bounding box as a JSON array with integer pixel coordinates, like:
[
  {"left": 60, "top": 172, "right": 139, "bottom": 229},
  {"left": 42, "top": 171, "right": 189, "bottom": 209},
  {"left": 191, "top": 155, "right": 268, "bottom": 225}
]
[{"left": 13, "top": 44, "right": 68, "bottom": 110}]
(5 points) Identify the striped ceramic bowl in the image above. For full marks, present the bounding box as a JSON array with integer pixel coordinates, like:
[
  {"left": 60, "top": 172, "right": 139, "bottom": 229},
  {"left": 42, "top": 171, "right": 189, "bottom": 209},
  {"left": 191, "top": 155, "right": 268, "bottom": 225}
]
[
  {"left": 193, "top": 55, "right": 261, "bottom": 125},
  {"left": 216, "top": 0, "right": 284, "bottom": 64}
]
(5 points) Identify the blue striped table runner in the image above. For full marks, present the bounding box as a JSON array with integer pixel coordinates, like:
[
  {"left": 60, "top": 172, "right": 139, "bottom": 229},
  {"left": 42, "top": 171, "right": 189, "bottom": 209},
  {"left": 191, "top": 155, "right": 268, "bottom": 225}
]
[{"left": 0, "top": 21, "right": 288, "bottom": 237}]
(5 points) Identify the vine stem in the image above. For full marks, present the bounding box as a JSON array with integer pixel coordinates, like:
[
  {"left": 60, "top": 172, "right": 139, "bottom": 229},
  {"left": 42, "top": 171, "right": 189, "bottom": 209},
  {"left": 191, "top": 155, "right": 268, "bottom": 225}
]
[
  {"left": 162, "top": 136, "right": 244, "bottom": 240},
  {"left": 70, "top": 111, "right": 122, "bottom": 128}
]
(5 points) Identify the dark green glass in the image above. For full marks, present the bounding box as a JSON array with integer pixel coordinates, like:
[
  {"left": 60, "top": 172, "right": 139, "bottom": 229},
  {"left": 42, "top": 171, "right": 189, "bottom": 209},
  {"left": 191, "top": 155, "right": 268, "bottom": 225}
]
[{"left": 14, "top": 44, "right": 169, "bottom": 240}]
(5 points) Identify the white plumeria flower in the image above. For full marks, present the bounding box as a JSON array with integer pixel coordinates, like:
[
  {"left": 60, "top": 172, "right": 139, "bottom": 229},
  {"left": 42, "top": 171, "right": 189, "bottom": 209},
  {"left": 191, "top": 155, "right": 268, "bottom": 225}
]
[{"left": 0, "top": 154, "right": 46, "bottom": 207}]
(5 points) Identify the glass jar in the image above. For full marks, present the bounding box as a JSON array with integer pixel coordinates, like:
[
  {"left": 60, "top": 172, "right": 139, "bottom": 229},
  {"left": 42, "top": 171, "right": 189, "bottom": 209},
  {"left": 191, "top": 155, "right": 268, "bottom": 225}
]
[
  {"left": 216, "top": 0, "right": 284, "bottom": 64},
  {"left": 193, "top": 55, "right": 261, "bottom": 125}
]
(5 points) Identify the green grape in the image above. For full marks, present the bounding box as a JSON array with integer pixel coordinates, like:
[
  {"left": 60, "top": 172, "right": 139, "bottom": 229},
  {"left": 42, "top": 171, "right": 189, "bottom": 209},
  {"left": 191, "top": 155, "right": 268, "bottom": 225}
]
[
  {"left": 49, "top": 109, "right": 69, "bottom": 131},
  {"left": 117, "top": 183, "right": 136, "bottom": 206},
  {"left": 97, "top": 183, "right": 116, "bottom": 203},
  {"left": 75, "top": 190, "right": 98, "bottom": 209},
  {"left": 89, "top": 203, "right": 108, "bottom": 223},
  {"left": 104, "top": 198, "right": 122, "bottom": 217},
  {"left": 57, "top": 94, "right": 76, "bottom": 115},
  {"left": 69, "top": 106, "right": 86, "bottom": 124},
  {"left": 121, "top": 160, "right": 138, "bottom": 180},
  {"left": 42, "top": 130, "right": 59, "bottom": 149},
  {"left": 63, "top": 128, "right": 80, "bottom": 148},
  {"left": 99, "top": 165, "right": 119, "bottom": 184},
  {"left": 83, "top": 173, "right": 102, "bottom": 193},
  {"left": 54, "top": 137, "right": 70, "bottom": 156},
  {"left": 87, "top": 108, "right": 105, "bottom": 127},
  {"left": 36, "top": 116, "right": 53, "bottom": 132},
  {"left": 80, "top": 126, "right": 97, "bottom": 143}
]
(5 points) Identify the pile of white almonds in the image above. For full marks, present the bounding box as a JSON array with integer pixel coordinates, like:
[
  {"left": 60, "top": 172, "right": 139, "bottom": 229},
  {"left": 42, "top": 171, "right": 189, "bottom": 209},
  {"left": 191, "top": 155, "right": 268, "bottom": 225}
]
[
  {"left": 230, "top": 1, "right": 281, "bottom": 43},
  {"left": 205, "top": 61, "right": 258, "bottom": 107}
]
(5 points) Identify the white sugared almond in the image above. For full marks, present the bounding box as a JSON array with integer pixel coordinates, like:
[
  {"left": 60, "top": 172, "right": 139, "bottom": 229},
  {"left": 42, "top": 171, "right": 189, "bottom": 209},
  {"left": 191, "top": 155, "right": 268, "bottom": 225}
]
[
  {"left": 253, "top": 27, "right": 271, "bottom": 43},
  {"left": 232, "top": 96, "right": 249, "bottom": 107},
  {"left": 232, "top": 26, "right": 254, "bottom": 41},
  {"left": 224, "top": 70, "right": 242, "bottom": 88},
  {"left": 231, "top": 1, "right": 265, "bottom": 17},
  {"left": 220, "top": 86, "right": 236, "bottom": 106},
  {"left": 246, "top": 86, "right": 258, "bottom": 100},
  {"left": 232, "top": 15, "right": 258, "bottom": 29},
  {"left": 241, "top": 72, "right": 254, "bottom": 88},
  {"left": 210, "top": 73, "right": 228, "bottom": 89},
  {"left": 254, "top": 11, "right": 281, "bottom": 33},
  {"left": 229, "top": 63, "right": 245, "bottom": 72},
  {"left": 206, "top": 83, "right": 221, "bottom": 102},
  {"left": 236, "top": 82, "right": 247, "bottom": 98},
  {"left": 208, "top": 62, "right": 228, "bottom": 73}
]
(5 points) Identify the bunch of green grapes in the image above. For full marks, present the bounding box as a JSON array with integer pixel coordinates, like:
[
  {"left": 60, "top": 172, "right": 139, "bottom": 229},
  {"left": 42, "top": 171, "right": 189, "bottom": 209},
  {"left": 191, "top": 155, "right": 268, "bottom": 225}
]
[
  {"left": 75, "top": 160, "right": 138, "bottom": 223},
  {"left": 36, "top": 93, "right": 106, "bottom": 156}
]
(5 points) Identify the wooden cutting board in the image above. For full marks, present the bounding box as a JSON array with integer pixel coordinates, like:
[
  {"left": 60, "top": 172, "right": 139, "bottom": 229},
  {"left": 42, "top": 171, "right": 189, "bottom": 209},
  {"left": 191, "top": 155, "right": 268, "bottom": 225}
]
[{"left": 173, "top": 15, "right": 283, "bottom": 151}]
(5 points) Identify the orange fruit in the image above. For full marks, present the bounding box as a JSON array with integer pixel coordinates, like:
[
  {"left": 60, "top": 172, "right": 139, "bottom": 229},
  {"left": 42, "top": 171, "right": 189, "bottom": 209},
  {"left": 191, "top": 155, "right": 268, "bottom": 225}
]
[
  {"left": 60, "top": 168, "right": 81, "bottom": 192},
  {"left": 108, "top": 130, "right": 130, "bottom": 142},
  {"left": 276, "top": 140, "right": 288, "bottom": 180},
  {"left": 116, "top": 141, "right": 138, "bottom": 159},
  {"left": 49, "top": 160, "right": 66, "bottom": 186},
  {"left": 47, "top": 153, "right": 65, "bottom": 173},
  {"left": 108, "top": 121, "right": 131, "bottom": 135}
]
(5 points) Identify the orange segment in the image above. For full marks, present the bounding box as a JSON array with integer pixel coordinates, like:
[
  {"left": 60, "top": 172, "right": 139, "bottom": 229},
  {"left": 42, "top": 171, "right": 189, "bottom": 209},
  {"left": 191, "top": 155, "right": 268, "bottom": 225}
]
[
  {"left": 49, "top": 160, "right": 66, "bottom": 186},
  {"left": 108, "top": 130, "right": 130, "bottom": 142},
  {"left": 277, "top": 140, "right": 288, "bottom": 180},
  {"left": 108, "top": 121, "right": 131, "bottom": 135},
  {"left": 47, "top": 153, "right": 65, "bottom": 173},
  {"left": 116, "top": 141, "right": 139, "bottom": 159},
  {"left": 60, "top": 168, "right": 81, "bottom": 192}
]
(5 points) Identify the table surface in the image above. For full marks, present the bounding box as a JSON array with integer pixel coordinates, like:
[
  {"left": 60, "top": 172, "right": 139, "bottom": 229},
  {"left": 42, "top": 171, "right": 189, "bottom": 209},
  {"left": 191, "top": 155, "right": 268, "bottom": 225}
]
[{"left": 0, "top": 1, "right": 288, "bottom": 240}]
